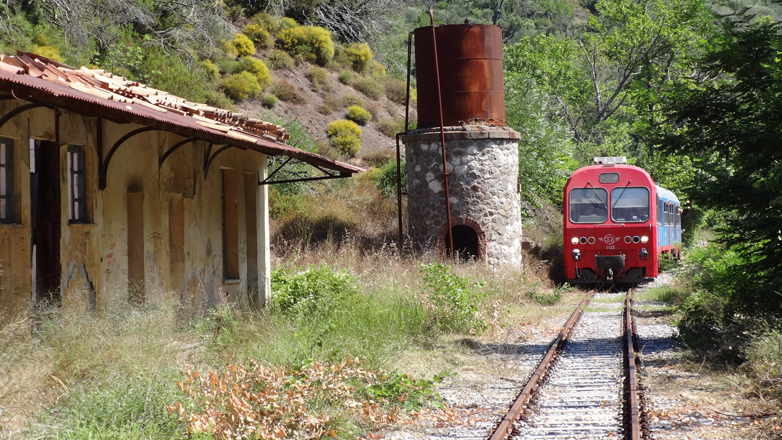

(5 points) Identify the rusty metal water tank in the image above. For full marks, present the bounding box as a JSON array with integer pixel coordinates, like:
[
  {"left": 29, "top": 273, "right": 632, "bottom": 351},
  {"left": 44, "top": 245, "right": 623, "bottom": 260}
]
[{"left": 413, "top": 24, "right": 505, "bottom": 128}]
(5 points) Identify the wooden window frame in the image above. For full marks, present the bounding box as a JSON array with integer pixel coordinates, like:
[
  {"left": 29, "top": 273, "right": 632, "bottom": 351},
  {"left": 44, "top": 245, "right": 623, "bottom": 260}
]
[
  {"left": 0, "top": 138, "right": 13, "bottom": 224},
  {"left": 67, "top": 145, "right": 88, "bottom": 223}
]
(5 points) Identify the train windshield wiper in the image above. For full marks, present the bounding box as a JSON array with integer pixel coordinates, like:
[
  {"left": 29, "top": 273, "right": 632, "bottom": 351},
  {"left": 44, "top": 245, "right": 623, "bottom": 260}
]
[
  {"left": 612, "top": 181, "right": 631, "bottom": 208},
  {"left": 585, "top": 182, "right": 608, "bottom": 212}
]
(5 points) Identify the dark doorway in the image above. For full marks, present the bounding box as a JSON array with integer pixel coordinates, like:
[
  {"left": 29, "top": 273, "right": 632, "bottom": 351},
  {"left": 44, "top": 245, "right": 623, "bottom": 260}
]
[
  {"left": 445, "top": 225, "right": 480, "bottom": 261},
  {"left": 30, "top": 140, "right": 62, "bottom": 307}
]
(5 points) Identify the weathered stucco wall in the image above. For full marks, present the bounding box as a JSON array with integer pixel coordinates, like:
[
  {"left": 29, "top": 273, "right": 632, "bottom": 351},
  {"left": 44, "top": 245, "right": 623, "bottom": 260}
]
[{"left": 0, "top": 100, "right": 271, "bottom": 328}]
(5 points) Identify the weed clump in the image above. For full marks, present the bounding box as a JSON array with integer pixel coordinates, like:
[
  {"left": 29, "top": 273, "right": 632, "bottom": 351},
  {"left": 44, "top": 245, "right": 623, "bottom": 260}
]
[
  {"left": 263, "top": 93, "right": 278, "bottom": 108},
  {"left": 266, "top": 49, "right": 295, "bottom": 70},
  {"left": 276, "top": 26, "right": 334, "bottom": 66},
  {"left": 270, "top": 79, "right": 306, "bottom": 104},
  {"left": 378, "top": 118, "right": 405, "bottom": 137},
  {"left": 327, "top": 119, "right": 362, "bottom": 157},
  {"left": 338, "top": 69, "right": 354, "bottom": 85},
  {"left": 374, "top": 160, "right": 405, "bottom": 197},
  {"left": 340, "top": 93, "right": 364, "bottom": 108},
  {"left": 347, "top": 105, "right": 372, "bottom": 125},
  {"left": 353, "top": 77, "right": 384, "bottom": 100},
  {"left": 169, "top": 358, "right": 436, "bottom": 440},
  {"left": 307, "top": 65, "right": 328, "bottom": 90},
  {"left": 420, "top": 261, "right": 486, "bottom": 334},
  {"left": 272, "top": 265, "right": 358, "bottom": 313},
  {"left": 385, "top": 78, "right": 408, "bottom": 105}
]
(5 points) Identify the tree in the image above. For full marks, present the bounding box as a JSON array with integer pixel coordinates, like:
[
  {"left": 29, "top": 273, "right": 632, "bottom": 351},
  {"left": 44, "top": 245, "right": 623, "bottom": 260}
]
[
  {"left": 659, "top": 9, "right": 782, "bottom": 310},
  {"left": 504, "top": 0, "right": 709, "bottom": 164}
]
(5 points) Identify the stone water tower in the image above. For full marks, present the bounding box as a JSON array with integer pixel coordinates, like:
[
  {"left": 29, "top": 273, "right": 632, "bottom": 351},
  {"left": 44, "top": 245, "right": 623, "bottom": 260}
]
[{"left": 402, "top": 24, "right": 522, "bottom": 267}]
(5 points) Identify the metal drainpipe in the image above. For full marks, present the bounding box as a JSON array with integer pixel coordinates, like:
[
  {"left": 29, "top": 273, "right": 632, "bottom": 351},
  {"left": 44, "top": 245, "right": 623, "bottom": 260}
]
[
  {"left": 428, "top": 9, "right": 455, "bottom": 262},
  {"left": 396, "top": 30, "right": 415, "bottom": 246}
]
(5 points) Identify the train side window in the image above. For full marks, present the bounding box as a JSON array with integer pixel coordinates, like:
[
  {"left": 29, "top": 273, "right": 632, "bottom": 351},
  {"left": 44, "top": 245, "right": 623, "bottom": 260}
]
[
  {"left": 569, "top": 188, "right": 608, "bottom": 224},
  {"left": 610, "top": 187, "right": 649, "bottom": 223}
]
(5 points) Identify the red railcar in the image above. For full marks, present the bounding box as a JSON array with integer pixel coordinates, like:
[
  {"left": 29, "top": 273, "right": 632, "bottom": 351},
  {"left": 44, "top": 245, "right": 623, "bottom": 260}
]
[{"left": 563, "top": 157, "right": 677, "bottom": 285}]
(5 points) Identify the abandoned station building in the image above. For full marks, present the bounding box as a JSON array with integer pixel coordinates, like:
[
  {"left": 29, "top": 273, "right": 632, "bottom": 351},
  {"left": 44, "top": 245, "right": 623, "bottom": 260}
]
[{"left": 0, "top": 51, "right": 361, "bottom": 328}]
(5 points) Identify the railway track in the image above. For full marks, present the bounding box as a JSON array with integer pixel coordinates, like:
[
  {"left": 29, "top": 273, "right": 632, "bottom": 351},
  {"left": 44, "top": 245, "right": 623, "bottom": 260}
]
[{"left": 488, "top": 289, "right": 647, "bottom": 440}]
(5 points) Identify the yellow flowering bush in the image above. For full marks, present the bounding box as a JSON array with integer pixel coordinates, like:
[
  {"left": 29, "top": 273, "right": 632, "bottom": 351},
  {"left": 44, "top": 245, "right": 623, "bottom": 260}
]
[
  {"left": 345, "top": 42, "right": 373, "bottom": 72},
  {"left": 276, "top": 26, "right": 334, "bottom": 66},
  {"left": 327, "top": 119, "right": 363, "bottom": 157}
]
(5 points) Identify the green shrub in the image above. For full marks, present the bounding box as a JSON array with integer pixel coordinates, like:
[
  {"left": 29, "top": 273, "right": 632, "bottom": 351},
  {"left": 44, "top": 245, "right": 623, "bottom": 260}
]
[
  {"left": 345, "top": 42, "right": 373, "bottom": 72},
  {"left": 317, "top": 101, "right": 335, "bottom": 115},
  {"left": 263, "top": 94, "right": 279, "bottom": 108},
  {"left": 250, "top": 12, "right": 279, "bottom": 33},
  {"left": 340, "top": 94, "right": 364, "bottom": 108},
  {"left": 243, "top": 23, "right": 271, "bottom": 47},
  {"left": 276, "top": 26, "right": 334, "bottom": 66},
  {"left": 420, "top": 261, "right": 486, "bottom": 334},
  {"left": 353, "top": 77, "right": 384, "bottom": 100},
  {"left": 307, "top": 66, "right": 328, "bottom": 90},
  {"left": 377, "top": 118, "right": 405, "bottom": 137},
  {"left": 221, "top": 71, "right": 261, "bottom": 101},
  {"left": 270, "top": 80, "right": 307, "bottom": 104},
  {"left": 347, "top": 105, "right": 372, "bottom": 125},
  {"left": 199, "top": 59, "right": 220, "bottom": 81},
  {"left": 239, "top": 57, "right": 272, "bottom": 90},
  {"left": 266, "top": 49, "right": 295, "bottom": 70},
  {"left": 385, "top": 78, "right": 408, "bottom": 105},
  {"left": 279, "top": 17, "right": 298, "bottom": 30},
  {"left": 338, "top": 70, "right": 354, "bottom": 85},
  {"left": 375, "top": 160, "right": 406, "bottom": 197},
  {"left": 271, "top": 265, "right": 358, "bottom": 314},
  {"left": 232, "top": 33, "right": 256, "bottom": 57},
  {"left": 327, "top": 119, "right": 362, "bottom": 157}
]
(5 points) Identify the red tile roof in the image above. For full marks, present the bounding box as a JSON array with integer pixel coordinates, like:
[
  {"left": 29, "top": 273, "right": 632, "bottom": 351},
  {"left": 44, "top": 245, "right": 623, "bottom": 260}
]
[{"left": 0, "top": 51, "right": 363, "bottom": 174}]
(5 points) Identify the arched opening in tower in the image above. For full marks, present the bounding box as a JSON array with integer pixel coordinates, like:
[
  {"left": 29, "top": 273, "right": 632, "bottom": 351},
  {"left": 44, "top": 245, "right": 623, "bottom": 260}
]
[{"left": 446, "top": 225, "right": 481, "bottom": 261}]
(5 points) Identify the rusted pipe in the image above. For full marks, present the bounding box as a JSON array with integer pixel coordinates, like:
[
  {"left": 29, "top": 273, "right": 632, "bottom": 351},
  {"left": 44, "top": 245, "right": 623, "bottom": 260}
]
[
  {"left": 428, "top": 9, "right": 454, "bottom": 262},
  {"left": 396, "top": 132, "right": 403, "bottom": 245}
]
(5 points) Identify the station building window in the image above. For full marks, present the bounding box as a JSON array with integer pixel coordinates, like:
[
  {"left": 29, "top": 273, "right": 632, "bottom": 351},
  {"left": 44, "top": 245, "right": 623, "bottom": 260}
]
[
  {"left": 67, "top": 145, "right": 88, "bottom": 223},
  {"left": 0, "top": 138, "right": 13, "bottom": 224}
]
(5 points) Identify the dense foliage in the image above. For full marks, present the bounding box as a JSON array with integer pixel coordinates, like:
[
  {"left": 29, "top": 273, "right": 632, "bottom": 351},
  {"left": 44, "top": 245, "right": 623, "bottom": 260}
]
[{"left": 659, "top": 8, "right": 782, "bottom": 341}]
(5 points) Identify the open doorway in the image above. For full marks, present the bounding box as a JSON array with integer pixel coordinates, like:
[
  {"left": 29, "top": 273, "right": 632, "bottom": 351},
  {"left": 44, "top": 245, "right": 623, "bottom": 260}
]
[
  {"left": 445, "top": 225, "right": 481, "bottom": 261},
  {"left": 30, "top": 139, "right": 61, "bottom": 307}
]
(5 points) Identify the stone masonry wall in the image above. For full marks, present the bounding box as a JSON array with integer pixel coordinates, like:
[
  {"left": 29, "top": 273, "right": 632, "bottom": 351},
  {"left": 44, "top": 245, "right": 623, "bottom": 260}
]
[{"left": 403, "top": 126, "right": 522, "bottom": 267}]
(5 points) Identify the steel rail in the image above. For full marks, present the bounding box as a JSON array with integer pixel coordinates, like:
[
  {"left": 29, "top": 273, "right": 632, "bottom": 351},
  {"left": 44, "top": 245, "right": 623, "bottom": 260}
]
[
  {"left": 624, "top": 289, "right": 642, "bottom": 440},
  {"left": 487, "top": 289, "right": 596, "bottom": 440}
]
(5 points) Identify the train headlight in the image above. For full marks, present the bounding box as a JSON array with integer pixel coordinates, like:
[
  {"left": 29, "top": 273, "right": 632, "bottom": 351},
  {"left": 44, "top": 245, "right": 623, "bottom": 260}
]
[
  {"left": 580, "top": 237, "right": 587, "bottom": 245},
  {"left": 639, "top": 248, "right": 648, "bottom": 259},
  {"left": 641, "top": 235, "right": 649, "bottom": 244},
  {"left": 572, "top": 248, "right": 581, "bottom": 261},
  {"left": 571, "top": 237, "right": 579, "bottom": 245},
  {"left": 633, "top": 236, "right": 641, "bottom": 244},
  {"left": 624, "top": 236, "right": 632, "bottom": 244},
  {"left": 587, "top": 236, "right": 596, "bottom": 244}
]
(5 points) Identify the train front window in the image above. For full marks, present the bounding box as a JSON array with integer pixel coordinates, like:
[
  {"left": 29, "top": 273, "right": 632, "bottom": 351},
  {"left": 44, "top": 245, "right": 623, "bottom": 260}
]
[
  {"left": 611, "top": 187, "right": 650, "bottom": 223},
  {"left": 569, "top": 188, "right": 608, "bottom": 223}
]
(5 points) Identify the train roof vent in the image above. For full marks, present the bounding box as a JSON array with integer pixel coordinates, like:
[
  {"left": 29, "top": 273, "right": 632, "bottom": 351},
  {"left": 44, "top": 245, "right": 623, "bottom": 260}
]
[{"left": 593, "top": 156, "right": 627, "bottom": 166}]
